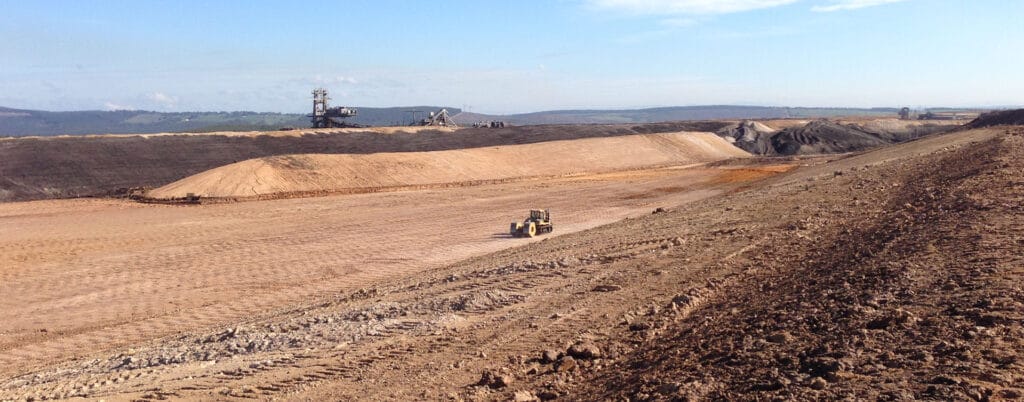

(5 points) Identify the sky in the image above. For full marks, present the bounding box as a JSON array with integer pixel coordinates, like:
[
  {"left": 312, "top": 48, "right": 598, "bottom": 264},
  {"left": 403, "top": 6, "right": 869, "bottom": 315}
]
[{"left": 1, "top": 0, "right": 1021, "bottom": 114}]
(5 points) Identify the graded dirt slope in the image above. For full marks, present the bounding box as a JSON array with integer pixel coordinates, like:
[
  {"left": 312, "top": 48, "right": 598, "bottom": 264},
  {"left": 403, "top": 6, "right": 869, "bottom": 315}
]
[
  {"left": 576, "top": 127, "right": 1024, "bottom": 401},
  {"left": 0, "top": 121, "right": 731, "bottom": 202},
  {"left": 147, "top": 132, "right": 748, "bottom": 199},
  {"left": 0, "top": 158, "right": 793, "bottom": 398},
  {"left": 3, "top": 127, "right": 1020, "bottom": 401}
]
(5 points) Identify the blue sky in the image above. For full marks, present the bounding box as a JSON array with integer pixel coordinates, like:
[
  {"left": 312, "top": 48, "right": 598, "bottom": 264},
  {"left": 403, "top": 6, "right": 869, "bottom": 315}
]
[{"left": 1, "top": 0, "right": 1021, "bottom": 114}]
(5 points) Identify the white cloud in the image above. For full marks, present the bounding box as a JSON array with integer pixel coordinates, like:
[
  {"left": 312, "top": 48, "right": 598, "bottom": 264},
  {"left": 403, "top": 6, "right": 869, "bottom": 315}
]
[
  {"left": 811, "top": 0, "right": 906, "bottom": 12},
  {"left": 587, "top": 0, "right": 799, "bottom": 15},
  {"left": 103, "top": 102, "right": 133, "bottom": 111},
  {"left": 310, "top": 75, "right": 358, "bottom": 85},
  {"left": 147, "top": 92, "right": 179, "bottom": 108}
]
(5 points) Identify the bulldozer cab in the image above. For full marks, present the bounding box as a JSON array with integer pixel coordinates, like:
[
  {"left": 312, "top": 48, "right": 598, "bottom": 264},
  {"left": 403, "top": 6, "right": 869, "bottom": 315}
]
[{"left": 511, "top": 209, "right": 553, "bottom": 238}]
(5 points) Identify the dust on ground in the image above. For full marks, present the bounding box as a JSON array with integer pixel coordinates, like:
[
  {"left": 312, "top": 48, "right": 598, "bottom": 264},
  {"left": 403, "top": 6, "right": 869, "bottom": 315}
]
[{"left": 1, "top": 127, "right": 1020, "bottom": 401}]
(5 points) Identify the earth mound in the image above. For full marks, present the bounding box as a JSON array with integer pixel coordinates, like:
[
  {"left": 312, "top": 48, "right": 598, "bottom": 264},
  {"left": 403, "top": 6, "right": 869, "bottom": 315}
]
[
  {"left": 716, "top": 121, "right": 778, "bottom": 154},
  {"left": 721, "top": 119, "right": 958, "bottom": 156},
  {"left": 147, "top": 132, "right": 748, "bottom": 199},
  {"left": 967, "top": 109, "right": 1024, "bottom": 128},
  {"left": 847, "top": 119, "right": 957, "bottom": 142},
  {"left": 0, "top": 121, "right": 731, "bottom": 203},
  {"left": 769, "top": 120, "right": 889, "bottom": 155}
]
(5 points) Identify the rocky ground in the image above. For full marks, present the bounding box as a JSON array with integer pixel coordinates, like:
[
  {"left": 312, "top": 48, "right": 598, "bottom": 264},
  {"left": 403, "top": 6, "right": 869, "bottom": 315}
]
[
  {"left": 576, "top": 126, "right": 1024, "bottom": 400},
  {"left": 0, "top": 127, "right": 1021, "bottom": 401}
]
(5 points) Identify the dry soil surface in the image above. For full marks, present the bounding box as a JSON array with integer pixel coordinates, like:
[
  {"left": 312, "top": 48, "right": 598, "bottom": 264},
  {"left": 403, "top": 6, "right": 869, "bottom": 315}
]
[
  {"left": 147, "top": 132, "right": 747, "bottom": 199},
  {"left": 0, "top": 121, "right": 728, "bottom": 202},
  {"left": 2, "top": 127, "right": 1021, "bottom": 402},
  {"left": 0, "top": 157, "right": 795, "bottom": 401}
]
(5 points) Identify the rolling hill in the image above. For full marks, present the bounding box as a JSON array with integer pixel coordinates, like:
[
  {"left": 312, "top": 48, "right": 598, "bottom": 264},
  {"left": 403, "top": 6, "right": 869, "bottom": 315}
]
[
  {"left": 1, "top": 105, "right": 993, "bottom": 137},
  {"left": 0, "top": 106, "right": 460, "bottom": 137}
]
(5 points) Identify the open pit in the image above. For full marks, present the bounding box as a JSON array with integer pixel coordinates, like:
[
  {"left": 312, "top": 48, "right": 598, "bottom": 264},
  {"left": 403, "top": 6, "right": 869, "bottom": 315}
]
[{"left": 1, "top": 120, "right": 1021, "bottom": 401}]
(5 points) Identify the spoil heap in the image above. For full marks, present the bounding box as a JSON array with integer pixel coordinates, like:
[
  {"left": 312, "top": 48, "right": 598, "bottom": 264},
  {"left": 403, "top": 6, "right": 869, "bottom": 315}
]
[
  {"left": 147, "top": 132, "right": 749, "bottom": 199},
  {"left": 968, "top": 109, "right": 1024, "bottom": 128},
  {"left": 716, "top": 120, "right": 778, "bottom": 154}
]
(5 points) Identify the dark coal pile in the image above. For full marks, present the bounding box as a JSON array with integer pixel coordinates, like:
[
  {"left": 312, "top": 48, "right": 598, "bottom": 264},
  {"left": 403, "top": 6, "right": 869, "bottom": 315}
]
[
  {"left": 769, "top": 120, "right": 888, "bottom": 155},
  {"left": 967, "top": 109, "right": 1024, "bottom": 128},
  {"left": 722, "top": 119, "right": 954, "bottom": 156},
  {"left": 849, "top": 120, "right": 955, "bottom": 142},
  {"left": 716, "top": 121, "right": 778, "bottom": 154}
]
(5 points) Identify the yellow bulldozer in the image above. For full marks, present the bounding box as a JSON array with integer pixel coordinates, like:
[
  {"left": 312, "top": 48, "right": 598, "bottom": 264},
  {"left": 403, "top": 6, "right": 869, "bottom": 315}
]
[{"left": 510, "top": 209, "right": 553, "bottom": 238}]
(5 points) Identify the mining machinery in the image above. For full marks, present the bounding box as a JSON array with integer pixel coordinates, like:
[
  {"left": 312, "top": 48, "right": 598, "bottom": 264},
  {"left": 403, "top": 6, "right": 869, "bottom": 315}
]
[
  {"left": 310, "top": 88, "right": 360, "bottom": 128},
  {"left": 473, "top": 121, "right": 506, "bottom": 128},
  {"left": 899, "top": 107, "right": 911, "bottom": 120},
  {"left": 420, "top": 109, "right": 457, "bottom": 127},
  {"left": 510, "top": 209, "right": 553, "bottom": 238}
]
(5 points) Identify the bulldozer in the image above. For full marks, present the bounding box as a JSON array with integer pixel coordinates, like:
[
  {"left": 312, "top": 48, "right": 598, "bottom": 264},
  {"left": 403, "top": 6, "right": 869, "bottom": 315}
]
[{"left": 510, "top": 209, "right": 553, "bottom": 238}]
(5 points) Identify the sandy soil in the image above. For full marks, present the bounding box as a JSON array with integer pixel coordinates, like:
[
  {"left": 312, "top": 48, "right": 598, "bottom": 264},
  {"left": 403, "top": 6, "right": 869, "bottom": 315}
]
[
  {"left": 0, "top": 121, "right": 729, "bottom": 203},
  {"left": 147, "top": 132, "right": 748, "bottom": 199},
  {"left": 0, "top": 160, "right": 790, "bottom": 394},
  {"left": 1, "top": 126, "right": 1020, "bottom": 402}
]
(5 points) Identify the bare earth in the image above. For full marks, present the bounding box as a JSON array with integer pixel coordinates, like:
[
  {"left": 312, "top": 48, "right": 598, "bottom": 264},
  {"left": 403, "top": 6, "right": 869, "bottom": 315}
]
[
  {"left": 0, "top": 161, "right": 790, "bottom": 394},
  {"left": 1, "top": 126, "right": 1022, "bottom": 401},
  {"left": 146, "top": 132, "right": 747, "bottom": 199}
]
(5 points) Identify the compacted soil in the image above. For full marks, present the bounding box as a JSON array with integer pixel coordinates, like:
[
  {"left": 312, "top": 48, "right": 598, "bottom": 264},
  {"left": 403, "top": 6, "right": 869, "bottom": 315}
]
[
  {"left": 1, "top": 127, "right": 1021, "bottom": 401},
  {"left": 0, "top": 157, "right": 797, "bottom": 401}
]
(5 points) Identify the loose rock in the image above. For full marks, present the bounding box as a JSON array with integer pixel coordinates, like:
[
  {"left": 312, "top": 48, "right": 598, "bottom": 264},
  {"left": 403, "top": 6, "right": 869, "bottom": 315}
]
[{"left": 567, "top": 342, "right": 602, "bottom": 360}]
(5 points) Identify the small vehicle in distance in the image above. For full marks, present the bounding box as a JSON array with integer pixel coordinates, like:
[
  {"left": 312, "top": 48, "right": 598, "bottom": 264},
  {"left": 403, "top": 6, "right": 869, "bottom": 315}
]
[{"left": 510, "top": 209, "right": 553, "bottom": 238}]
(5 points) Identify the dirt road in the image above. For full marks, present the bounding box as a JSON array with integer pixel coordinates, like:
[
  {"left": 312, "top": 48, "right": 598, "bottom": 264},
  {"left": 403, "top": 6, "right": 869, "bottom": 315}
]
[{"left": 0, "top": 162, "right": 786, "bottom": 386}]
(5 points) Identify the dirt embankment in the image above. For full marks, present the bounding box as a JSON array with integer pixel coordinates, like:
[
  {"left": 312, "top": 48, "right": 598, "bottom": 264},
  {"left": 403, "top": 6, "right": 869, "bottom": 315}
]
[
  {"left": 968, "top": 108, "right": 1024, "bottom": 128},
  {"left": 0, "top": 128, "right": 1020, "bottom": 401},
  {"left": 0, "top": 121, "right": 732, "bottom": 203},
  {"left": 575, "top": 127, "right": 1024, "bottom": 400},
  {"left": 718, "top": 119, "right": 958, "bottom": 155},
  {"left": 147, "top": 132, "right": 749, "bottom": 199}
]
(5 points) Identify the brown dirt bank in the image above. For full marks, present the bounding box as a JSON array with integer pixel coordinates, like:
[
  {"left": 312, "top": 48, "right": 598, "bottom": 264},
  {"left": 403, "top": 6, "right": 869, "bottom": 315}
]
[
  {"left": 0, "top": 121, "right": 731, "bottom": 203},
  {"left": 574, "top": 126, "right": 1024, "bottom": 400},
  {"left": 968, "top": 108, "right": 1024, "bottom": 128},
  {"left": 0, "top": 159, "right": 788, "bottom": 397},
  {"left": 2, "top": 127, "right": 1019, "bottom": 400},
  {"left": 147, "top": 132, "right": 748, "bottom": 199}
]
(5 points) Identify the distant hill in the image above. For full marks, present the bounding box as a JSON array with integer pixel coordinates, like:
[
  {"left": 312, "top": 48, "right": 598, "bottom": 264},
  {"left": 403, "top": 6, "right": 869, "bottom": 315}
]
[
  {"left": 0, "top": 104, "right": 992, "bottom": 136},
  {"left": 0, "top": 106, "right": 460, "bottom": 137},
  {"left": 455, "top": 106, "right": 1003, "bottom": 126},
  {"left": 0, "top": 121, "right": 719, "bottom": 202},
  {"left": 453, "top": 106, "right": 909, "bottom": 126}
]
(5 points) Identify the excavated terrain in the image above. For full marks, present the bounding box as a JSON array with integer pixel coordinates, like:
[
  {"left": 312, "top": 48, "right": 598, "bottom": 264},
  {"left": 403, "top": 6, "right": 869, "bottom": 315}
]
[
  {"left": 969, "top": 109, "right": 1024, "bottom": 128},
  {"left": 0, "top": 121, "right": 727, "bottom": 203},
  {"left": 577, "top": 126, "right": 1024, "bottom": 400},
  {"left": 1, "top": 125, "right": 1020, "bottom": 401},
  {"left": 718, "top": 119, "right": 957, "bottom": 156},
  {"left": 146, "top": 132, "right": 747, "bottom": 200}
]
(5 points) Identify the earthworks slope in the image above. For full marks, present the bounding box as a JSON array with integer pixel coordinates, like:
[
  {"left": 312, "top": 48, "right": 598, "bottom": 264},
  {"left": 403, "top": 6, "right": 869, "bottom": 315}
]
[
  {"left": 0, "top": 121, "right": 729, "bottom": 202},
  {"left": 148, "top": 132, "right": 748, "bottom": 199}
]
